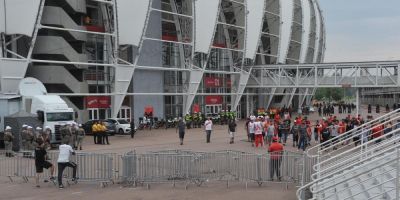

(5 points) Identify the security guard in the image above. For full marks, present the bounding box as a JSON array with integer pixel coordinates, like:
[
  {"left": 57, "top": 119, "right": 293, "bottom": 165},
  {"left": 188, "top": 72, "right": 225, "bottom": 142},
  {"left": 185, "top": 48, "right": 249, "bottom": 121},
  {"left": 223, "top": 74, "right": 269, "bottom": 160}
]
[
  {"left": 4, "top": 126, "right": 14, "bottom": 157},
  {"left": 185, "top": 113, "right": 192, "bottom": 129},
  {"left": 76, "top": 124, "right": 85, "bottom": 150},
  {"left": 43, "top": 126, "right": 51, "bottom": 150},
  {"left": 70, "top": 122, "right": 78, "bottom": 148},
  {"left": 26, "top": 126, "right": 35, "bottom": 150},
  {"left": 20, "top": 124, "right": 28, "bottom": 150},
  {"left": 198, "top": 112, "right": 203, "bottom": 128},
  {"left": 92, "top": 121, "right": 98, "bottom": 144},
  {"left": 192, "top": 113, "right": 199, "bottom": 128}
]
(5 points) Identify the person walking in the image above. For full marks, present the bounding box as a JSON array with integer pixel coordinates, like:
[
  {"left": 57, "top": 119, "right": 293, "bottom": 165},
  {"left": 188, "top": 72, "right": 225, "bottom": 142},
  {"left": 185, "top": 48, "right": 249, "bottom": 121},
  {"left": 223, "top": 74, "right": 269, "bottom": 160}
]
[
  {"left": 204, "top": 117, "right": 213, "bottom": 143},
  {"left": 254, "top": 118, "right": 263, "bottom": 147},
  {"left": 268, "top": 136, "right": 283, "bottom": 181},
  {"left": 57, "top": 142, "right": 78, "bottom": 189},
  {"left": 228, "top": 119, "right": 237, "bottom": 144},
  {"left": 76, "top": 124, "right": 85, "bottom": 150},
  {"left": 34, "top": 138, "right": 55, "bottom": 187},
  {"left": 176, "top": 117, "right": 186, "bottom": 145},
  {"left": 298, "top": 121, "right": 308, "bottom": 151},
  {"left": 248, "top": 117, "right": 256, "bottom": 146},
  {"left": 266, "top": 120, "right": 275, "bottom": 146},
  {"left": 4, "top": 126, "right": 14, "bottom": 157}
]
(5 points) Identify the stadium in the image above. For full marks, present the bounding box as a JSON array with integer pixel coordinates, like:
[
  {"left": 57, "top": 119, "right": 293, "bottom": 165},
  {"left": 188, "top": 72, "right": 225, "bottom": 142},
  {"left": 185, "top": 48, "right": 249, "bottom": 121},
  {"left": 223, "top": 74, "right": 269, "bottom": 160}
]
[{"left": 0, "top": 0, "right": 326, "bottom": 124}]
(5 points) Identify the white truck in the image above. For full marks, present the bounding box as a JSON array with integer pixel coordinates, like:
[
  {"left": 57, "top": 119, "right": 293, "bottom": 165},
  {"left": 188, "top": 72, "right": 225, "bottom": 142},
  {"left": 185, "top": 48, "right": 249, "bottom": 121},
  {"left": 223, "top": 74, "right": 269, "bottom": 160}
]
[
  {"left": 19, "top": 78, "right": 75, "bottom": 146},
  {"left": 30, "top": 95, "right": 75, "bottom": 145}
]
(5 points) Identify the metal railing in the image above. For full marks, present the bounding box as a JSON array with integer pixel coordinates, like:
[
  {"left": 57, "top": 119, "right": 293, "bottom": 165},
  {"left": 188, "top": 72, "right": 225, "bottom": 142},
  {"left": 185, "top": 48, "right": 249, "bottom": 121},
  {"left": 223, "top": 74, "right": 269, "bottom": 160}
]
[
  {"left": 296, "top": 109, "right": 400, "bottom": 199},
  {"left": 0, "top": 149, "right": 310, "bottom": 189},
  {"left": 313, "top": 120, "right": 400, "bottom": 174},
  {"left": 312, "top": 128, "right": 400, "bottom": 181},
  {"left": 307, "top": 145, "right": 400, "bottom": 200},
  {"left": 121, "top": 150, "right": 308, "bottom": 188},
  {"left": 0, "top": 151, "right": 114, "bottom": 186},
  {"left": 307, "top": 108, "right": 400, "bottom": 160},
  {"left": 297, "top": 130, "right": 400, "bottom": 199}
]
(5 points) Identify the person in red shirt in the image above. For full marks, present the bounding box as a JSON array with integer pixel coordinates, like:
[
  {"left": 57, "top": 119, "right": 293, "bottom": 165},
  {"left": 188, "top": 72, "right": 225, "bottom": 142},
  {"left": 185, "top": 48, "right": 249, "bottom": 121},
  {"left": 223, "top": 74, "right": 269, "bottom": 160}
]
[
  {"left": 372, "top": 123, "right": 384, "bottom": 143},
  {"left": 268, "top": 137, "right": 284, "bottom": 181}
]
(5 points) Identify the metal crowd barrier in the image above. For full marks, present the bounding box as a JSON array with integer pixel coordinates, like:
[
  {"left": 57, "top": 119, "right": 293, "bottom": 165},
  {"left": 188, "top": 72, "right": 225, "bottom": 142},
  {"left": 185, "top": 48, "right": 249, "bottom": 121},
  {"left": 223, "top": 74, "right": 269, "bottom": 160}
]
[
  {"left": 0, "top": 149, "right": 310, "bottom": 189},
  {"left": 121, "top": 150, "right": 307, "bottom": 188},
  {"left": 0, "top": 151, "right": 114, "bottom": 186}
]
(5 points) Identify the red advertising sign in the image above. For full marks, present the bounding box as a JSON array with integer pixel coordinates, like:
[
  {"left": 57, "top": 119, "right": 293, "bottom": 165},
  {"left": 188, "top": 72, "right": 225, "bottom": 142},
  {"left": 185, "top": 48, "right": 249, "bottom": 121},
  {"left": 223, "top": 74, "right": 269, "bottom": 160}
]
[
  {"left": 192, "top": 104, "right": 200, "bottom": 113},
  {"left": 205, "top": 96, "right": 223, "bottom": 105},
  {"left": 86, "top": 96, "right": 111, "bottom": 108},
  {"left": 204, "top": 77, "right": 222, "bottom": 88}
]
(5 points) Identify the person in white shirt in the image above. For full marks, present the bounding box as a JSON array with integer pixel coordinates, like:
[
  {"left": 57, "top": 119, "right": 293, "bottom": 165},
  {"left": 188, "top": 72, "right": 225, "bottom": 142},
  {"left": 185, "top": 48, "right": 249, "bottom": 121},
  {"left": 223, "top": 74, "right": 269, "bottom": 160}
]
[
  {"left": 204, "top": 117, "right": 213, "bottom": 143},
  {"left": 57, "top": 142, "right": 77, "bottom": 189}
]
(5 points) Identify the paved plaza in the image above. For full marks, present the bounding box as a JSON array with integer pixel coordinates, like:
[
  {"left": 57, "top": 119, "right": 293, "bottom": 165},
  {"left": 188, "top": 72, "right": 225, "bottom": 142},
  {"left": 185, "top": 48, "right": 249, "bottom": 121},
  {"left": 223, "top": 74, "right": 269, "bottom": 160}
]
[{"left": 0, "top": 105, "right": 385, "bottom": 200}]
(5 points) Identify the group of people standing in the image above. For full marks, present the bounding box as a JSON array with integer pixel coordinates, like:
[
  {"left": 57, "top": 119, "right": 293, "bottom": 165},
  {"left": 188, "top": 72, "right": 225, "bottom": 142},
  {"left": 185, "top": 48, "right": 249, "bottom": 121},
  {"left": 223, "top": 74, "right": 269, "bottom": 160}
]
[
  {"left": 59, "top": 122, "right": 86, "bottom": 150},
  {"left": 91, "top": 121, "right": 110, "bottom": 145},
  {"left": 245, "top": 113, "right": 291, "bottom": 148},
  {"left": 3, "top": 122, "right": 85, "bottom": 157}
]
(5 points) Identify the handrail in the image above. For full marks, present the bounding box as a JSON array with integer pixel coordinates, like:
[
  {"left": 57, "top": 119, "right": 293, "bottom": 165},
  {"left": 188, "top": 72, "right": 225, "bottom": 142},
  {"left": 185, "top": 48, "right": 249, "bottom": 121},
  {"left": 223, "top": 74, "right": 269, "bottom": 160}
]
[
  {"left": 324, "top": 164, "right": 397, "bottom": 200},
  {"left": 310, "top": 147, "right": 398, "bottom": 194},
  {"left": 306, "top": 108, "right": 400, "bottom": 158},
  {"left": 297, "top": 144, "right": 400, "bottom": 200},
  {"left": 312, "top": 136, "right": 399, "bottom": 180},
  {"left": 311, "top": 114, "right": 400, "bottom": 163},
  {"left": 312, "top": 133, "right": 399, "bottom": 180},
  {"left": 313, "top": 122, "right": 400, "bottom": 172}
]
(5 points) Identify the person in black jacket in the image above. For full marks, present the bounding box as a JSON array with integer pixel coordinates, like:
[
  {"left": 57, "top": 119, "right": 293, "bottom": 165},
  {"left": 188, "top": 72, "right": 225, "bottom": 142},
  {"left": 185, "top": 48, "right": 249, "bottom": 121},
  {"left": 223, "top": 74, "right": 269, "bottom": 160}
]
[
  {"left": 176, "top": 118, "right": 186, "bottom": 145},
  {"left": 228, "top": 119, "right": 237, "bottom": 144}
]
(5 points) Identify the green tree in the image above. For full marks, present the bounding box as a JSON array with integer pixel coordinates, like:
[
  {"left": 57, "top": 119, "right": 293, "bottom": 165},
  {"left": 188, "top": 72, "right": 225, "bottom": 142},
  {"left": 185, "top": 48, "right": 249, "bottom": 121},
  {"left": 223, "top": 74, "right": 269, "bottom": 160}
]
[{"left": 315, "top": 88, "right": 344, "bottom": 101}]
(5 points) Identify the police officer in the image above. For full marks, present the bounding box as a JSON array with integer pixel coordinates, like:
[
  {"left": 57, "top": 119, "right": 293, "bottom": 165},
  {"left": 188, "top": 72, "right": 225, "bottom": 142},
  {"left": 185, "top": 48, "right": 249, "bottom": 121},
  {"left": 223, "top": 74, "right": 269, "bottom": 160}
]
[
  {"left": 20, "top": 124, "right": 28, "bottom": 151},
  {"left": 35, "top": 127, "right": 43, "bottom": 140},
  {"left": 70, "top": 122, "right": 78, "bottom": 149},
  {"left": 60, "top": 124, "right": 70, "bottom": 145},
  {"left": 43, "top": 126, "right": 51, "bottom": 150},
  {"left": 26, "top": 126, "right": 35, "bottom": 151},
  {"left": 185, "top": 113, "right": 192, "bottom": 129},
  {"left": 4, "top": 126, "right": 14, "bottom": 157},
  {"left": 76, "top": 124, "right": 85, "bottom": 150}
]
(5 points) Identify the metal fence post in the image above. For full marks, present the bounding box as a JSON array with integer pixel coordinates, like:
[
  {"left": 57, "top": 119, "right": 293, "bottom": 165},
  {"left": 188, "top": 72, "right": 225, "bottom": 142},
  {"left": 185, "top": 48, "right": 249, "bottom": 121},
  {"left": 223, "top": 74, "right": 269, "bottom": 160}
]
[{"left": 396, "top": 148, "right": 400, "bottom": 200}]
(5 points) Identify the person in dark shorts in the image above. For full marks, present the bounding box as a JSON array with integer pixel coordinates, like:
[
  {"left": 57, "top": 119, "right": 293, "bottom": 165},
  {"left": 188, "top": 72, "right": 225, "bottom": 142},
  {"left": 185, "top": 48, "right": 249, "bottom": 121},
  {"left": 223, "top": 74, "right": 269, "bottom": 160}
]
[
  {"left": 35, "top": 138, "right": 55, "bottom": 188},
  {"left": 176, "top": 117, "right": 186, "bottom": 145}
]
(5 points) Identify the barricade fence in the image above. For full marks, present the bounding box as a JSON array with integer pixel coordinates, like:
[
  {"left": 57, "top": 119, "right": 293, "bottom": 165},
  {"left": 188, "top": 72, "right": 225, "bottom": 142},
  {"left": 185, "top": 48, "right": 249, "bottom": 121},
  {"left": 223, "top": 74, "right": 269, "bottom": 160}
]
[
  {"left": 121, "top": 150, "right": 307, "bottom": 188},
  {"left": 0, "top": 150, "right": 310, "bottom": 188},
  {"left": 0, "top": 150, "right": 113, "bottom": 186}
]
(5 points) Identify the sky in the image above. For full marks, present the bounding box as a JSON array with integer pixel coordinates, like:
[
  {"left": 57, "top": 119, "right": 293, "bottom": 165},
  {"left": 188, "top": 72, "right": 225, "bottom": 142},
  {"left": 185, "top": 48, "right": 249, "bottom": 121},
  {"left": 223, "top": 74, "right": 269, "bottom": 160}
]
[{"left": 318, "top": 0, "right": 400, "bottom": 62}]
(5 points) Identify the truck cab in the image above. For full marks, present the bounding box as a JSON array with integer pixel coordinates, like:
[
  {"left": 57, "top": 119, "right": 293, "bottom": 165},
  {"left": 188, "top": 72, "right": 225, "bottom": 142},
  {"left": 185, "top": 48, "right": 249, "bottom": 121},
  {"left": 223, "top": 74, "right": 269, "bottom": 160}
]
[{"left": 31, "top": 95, "right": 75, "bottom": 145}]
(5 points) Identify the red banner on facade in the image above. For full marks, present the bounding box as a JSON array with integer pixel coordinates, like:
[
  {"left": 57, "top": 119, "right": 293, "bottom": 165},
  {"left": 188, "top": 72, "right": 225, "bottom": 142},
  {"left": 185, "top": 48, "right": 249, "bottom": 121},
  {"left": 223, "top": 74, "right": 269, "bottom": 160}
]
[
  {"left": 192, "top": 104, "right": 200, "bottom": 113},
  {"left": 205, "top": 96, "right": 222, "bottom": 105},
  {"left": 86, "top": 96, "right": 111, "bottom": 108},
  {"left": 204, "top": 77, "right": 222, "bottom": 88}
]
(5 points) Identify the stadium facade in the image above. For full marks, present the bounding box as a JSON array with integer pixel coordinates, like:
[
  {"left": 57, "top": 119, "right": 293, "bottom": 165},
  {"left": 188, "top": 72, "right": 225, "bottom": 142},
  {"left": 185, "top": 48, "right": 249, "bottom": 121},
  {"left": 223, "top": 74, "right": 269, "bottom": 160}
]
[{"left": 0, "top": 0, "right": 325, "bottom": 123}]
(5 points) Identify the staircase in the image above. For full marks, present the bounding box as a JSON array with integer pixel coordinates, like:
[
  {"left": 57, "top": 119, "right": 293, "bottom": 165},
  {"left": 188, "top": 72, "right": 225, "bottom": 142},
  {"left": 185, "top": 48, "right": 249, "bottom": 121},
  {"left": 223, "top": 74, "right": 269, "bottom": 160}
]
[
  {"left": 297, "top": 109, "right": 400, "bottom": 200},
  {"left": 27, "top": 65, "right": 88, "bottom": 94},
  {"left": 34, "top": 36, "right": 88, "bottom": 63},
  {"left": 41, "top": 6, "right": 87, "bottom": 41}
]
